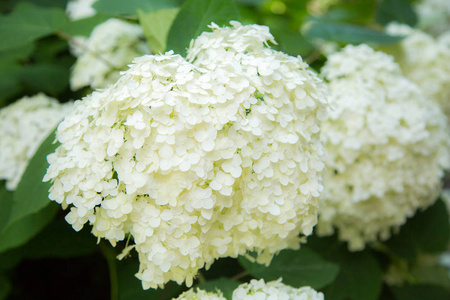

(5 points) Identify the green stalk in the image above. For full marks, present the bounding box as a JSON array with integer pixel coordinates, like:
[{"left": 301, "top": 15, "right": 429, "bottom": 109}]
[{"left": 100, "top": 243, "right": 119, "bottom": 300}]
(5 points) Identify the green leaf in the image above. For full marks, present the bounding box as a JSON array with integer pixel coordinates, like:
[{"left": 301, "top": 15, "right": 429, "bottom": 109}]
[
  {"left": 10, "top": 129, "right": 59, "bottom": 226},
  {"left": 302, "top": 20, "right": 404, "bottom": 45},
  {"left": 0, "top": 248, "right": 23, "bottom": 273},
  {"left": 0, "top": 2, "right": 68, "bottom": 51},
  {"left": 117, "top": 257, "right": 185, "bottom": 300},
  {"left": 138, "top": 8, "right": 179, "bottom": 54},
  {"left": 0, "top": 185, "right": 14, "bottom": 234},
  {"left": 0, "top": 43, "right": 34, "bottom": 61},
  {"left": 376, "top": 0, "right": 417, "bottom": 27},
  {"left": 93, "top": 0, "right": 179, "bottom": 16},
  {"left": 166, "top": 0, "right": 240, "bottom": 56},
  {"left": 60, "top": 14, "right": 110, "bottom": 37},
  {"left": 21, "top": 217, "right": 98, "bottom": 259},
  {"left": 0, "top": 62, "right": 23, "bottom": 105},
  {"left": 321, "top": 249, "right": 383, "bottom": 300},
  {"left": 238, "top": 248, "right": 339, "bottom": 289},
  {"left": 0, "top": 202, "right": 58, "bottom": 253},
  {"left": 391, "top": 284, "right": 450, "bottom": 300},
  {"left": 197, "top": 278, "right": 240, "bottom": 300},
  {"left": 19, "top": 63, "right": 69, "bottom": 95},
  {"left": 0, "top": 275, "right": 11, "bottom": 300},
  {"left": 385, "top": 199, "right": 450, "bottom": 262}
]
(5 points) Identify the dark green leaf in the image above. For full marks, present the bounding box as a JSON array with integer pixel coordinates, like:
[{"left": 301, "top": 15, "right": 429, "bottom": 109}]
[
  {"left": 0, "top": 202, "right": 58, "bottom": 253},
  {"left": 0, "top": 185, "right": 14, "bottom": 234},
  {"left": 167, "top": 0, "right": 240, "bottom": 56},
  {"left": 117, "top": 257, "right": 185, "bottom": 300},
  {"left": 197, "top": 278, "right": 240, "bottom": 300},
  {"left": 302, "top": 21, "right": 404, "bottom": 45},
  {"left": 0, "top": 275, "right": 11, "bottom": 300},
  {"left": 10, "top": 129, "right": 59, "bottom": 226},
  {"left": 391, "top": 284, "right": 450, "bottom": 300},
  {"left": 19, "top": 63, "right": 69, "bottom": 95},
  {"left": 0, "top": 248, "right": 23, "bottom": 273},
  {"left": 0, "top": 43, "right": 34, "bottom": 61},
  {"left": 385, "top": 199, "right": 450, "bottom": 262},
  {"left": 21, "top": 217, "right": 98, "bottom": 259},
  {"left": 321, "top": 249, "right": 383, "bottom": 300},
  {"left": 138, "top": 8, "right": 179, "bottom": 54},
  {"left": 376, "top": 0, "right": 417, "bottom": 27},
  {"left": 60, "top": 14, "right": 110, "bottom": 37},
  {"left": 93, "top": 0, "right": 179, "bottom": 16},
  {"left": 410, "top": 262, "right": 450, "bottom": 291},
  {"left": 238, "top": 248, "right": 339, "bottom": 289},
  {"left": 271, "top": 29, "right": 314, "bottom": 57},
  {"left": 0, "top": 2, "right": 68, "bottom": 51},
  {"left": 0, "top": 63, "right": 23, "bottom": 105}
]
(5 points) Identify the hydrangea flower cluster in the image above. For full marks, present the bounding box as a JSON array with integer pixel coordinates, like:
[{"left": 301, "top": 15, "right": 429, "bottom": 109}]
[
  {"left": 317, "top": 44, "right": 450, "bottom": 250},
  {"left": 415, "top": 0, "right": 450, "bottom": 36},
  {"left": 0, "top": 94, "right": 71, "bottom": 191},
  {"left": 385, "top": 23, "right": 450, "bottom": 117},
  {"left": 66, "top": 0, "right": 97, "bottom": 21},
  {"left": 172, "top": 279, "right": 324, "bottom": 300},
  {"left": 44, "top": 22, "right": 328, "bottom": 289},
  {"left": 70, "top": 18, "right": 150, "bottom": 91},
  {"left": 232, "top": 279, "right": 324, "bottom": 300},
  {"left": 173, "top": 289, "right": 225, "bottom": 300}
]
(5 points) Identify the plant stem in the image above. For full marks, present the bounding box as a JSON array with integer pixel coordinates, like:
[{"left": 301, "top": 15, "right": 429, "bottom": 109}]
[
  {"left": 231, "top": 270, "right": 248, "bottom": 281},
  {"left": 100, "top": 242, "right": 119, "bottom": 300}
]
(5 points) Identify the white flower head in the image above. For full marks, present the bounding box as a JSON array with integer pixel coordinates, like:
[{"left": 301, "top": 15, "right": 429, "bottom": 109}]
[
  {"left": 44, "top": 22, "right": 328, "bottom": 289},
  {"left": 385, "top": 23, "right": 450, "bottom": 118},
  {"left": 173, "top": 289, "right": 225, "bottom": 300},
  {"left": 0, "top": 94, "right": 72, "bottom": 191},
  {"left": 318, "top": 44, "right": 450, "bottom": 250},
  {"left": 415, "top": 0, "right": 450, "bottom": 36},
  {"left": 70, "top": 18, "right": 150, "bottom": 90},
  {"left": 66, "top": 0, "right": 97, "bottom": 21},
  {"left": 232, "top": 279, "right": 324, "bottom": 300}
]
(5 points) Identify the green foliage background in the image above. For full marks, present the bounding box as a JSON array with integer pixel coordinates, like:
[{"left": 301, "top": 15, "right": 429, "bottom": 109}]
[{"left": 0, "top": 0, "right": 449, "bottom": 299}]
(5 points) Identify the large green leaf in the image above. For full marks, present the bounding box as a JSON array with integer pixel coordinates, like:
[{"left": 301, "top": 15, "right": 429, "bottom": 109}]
[
  {"left": 0, "top": 275, "right": 11, "bottom": 300},
  {"left": 0, "top": 62, "right": 23, "bottom": 105},
  {"left": 60, "top": 14, "right": 110, "bottom": 37},
  {"left": 376, "top": 0, "right": 417, "bottom": 27},
  {"left": 238, "top": 248, "right": 339, "bottom": 289},
  {"left": 19, "top": 63, "right": 69, "bottom": 95},
  {"left": 166, "top": 0, "right": 240, "bottom": 56},
  {"left": 302, "top": 20, "right": 404, "bottom": 45},
  {"left": 10, "top": 129, "right": 59, "bottom": 226},
  {"left": 0, "top": 2, "right": 68, "bottom": 51},
  {"left": 138, "top": 8, "right": 180, "bottom": 54},
  {"left": 0, "top": 185, "right": 14, "bottom": 234},
  {"left": 0, "top": 202, "right": 58, "bottom": 253},
  {"left": 385, "top": 199, "right": 450, "bottom": 262},
  {"left": 197, "top": 278, "right": 240, "bottom": 300},
  {"left": 391, "top": 284, "right": 450, "bottom": 300},
  {"left": 93, "top": 0, "right": 179, "bottom": 16}
]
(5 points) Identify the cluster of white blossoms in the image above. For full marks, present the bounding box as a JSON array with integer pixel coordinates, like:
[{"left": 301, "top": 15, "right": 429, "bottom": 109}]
[
  {"left": 70, "top": 18, "right": 149, "bottom": 91},
  {"left": 317, "top": 44, "right": 450, "bottom": 250},
  {"left": 44, "top": 21, "right": 328, "bottom": 289},
  {"left": 173, "top": 279, "right": 324, "bottom": 300},
  {"left": 232, "top": 279, "right": 324, "bottom": 300},
  {"left": 414, "top": 0, "right": 450, "bottom": 36},
  {"left": 0, "top": 94, "right": 71, "bottom": 191},
  {"left": 385, "top": 23, "right": 450, "bottom": 117},
  {"left": 66, "top": 0, "right": 97, "bottom": 21}
]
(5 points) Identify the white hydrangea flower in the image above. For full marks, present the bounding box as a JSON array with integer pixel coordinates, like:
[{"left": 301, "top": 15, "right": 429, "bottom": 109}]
[
  {"left": 44, "top": 22, "right": 327, "bottom": 289},
  {"left": 70, "top": 18, "right": 150, "bottom": 91},
  {"left": 385, "top": 23, "right": 450, "bottom": 118},
  {"left": 415, "top": 0, "right": 450, "bottom": 36},
  {"left": 173, "top": 289, "right": 225, "bottom": 300},
  {"left": 0, "top": 94, "right": 72, "bottom": 191},
  {"left": 318, "top": 44, "right": 450, "bottom": 251},
  {"left": 233, "top": 279, "right": 324, "bottom": 300},
  {"left": 66, "top": 0, "right": 97, "bottom": 21}
]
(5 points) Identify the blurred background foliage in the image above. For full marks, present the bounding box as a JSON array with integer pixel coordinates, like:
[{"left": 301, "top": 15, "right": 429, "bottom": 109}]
[{"left": 1, "top": 0, "right": 449, "bottom": 299}]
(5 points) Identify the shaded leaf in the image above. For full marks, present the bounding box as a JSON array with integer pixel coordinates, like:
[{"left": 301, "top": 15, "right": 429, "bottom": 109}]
[
  {"left": 302, "top": 20, "right": 404, "bottom": 45},
  {"left": 0, "top": 185, "right": 14, "bottom": 233},
  {"left": 19, "top": 63, "right": 69, "bottom": 95},
  {"left": 0, "top": 275, "right": 11, "bottom": 300},
  {"left": 93, "top": 0, "right": 179, "bottom": 16},
  {"left": 0, "top": 2, "right": 67, "bottom": 51},
  {"left": 391, "top": 284, "right": 450, "bottom": 300},
  {"left": 167, "top": 0, "right": 240, "bottom": 56},
  {"left": 197, "top": 278, "right": 240, "bottom": 300},
  {"left": 60, "top": 13, "right": 110, "bottom": 37},
  {"left": 0, "top": 202, "right": 58, "bottom": 253},
  {"left": 385, "top": 199, "right": 450, "bottom": 262},
  {"left": 238, "top": 248, "right": 339, "bottom": 289},
  {"left": 376, "top": 0, "right": 417, "bottom": 27}
]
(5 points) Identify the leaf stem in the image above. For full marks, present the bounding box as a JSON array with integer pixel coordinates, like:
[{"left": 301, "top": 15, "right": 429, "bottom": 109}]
[
  {"left": 100, "top": 242, "right": 119, "bottom": 300},
  {"left": 230, "top": 270, "right": 248, "bottom": 281}
]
